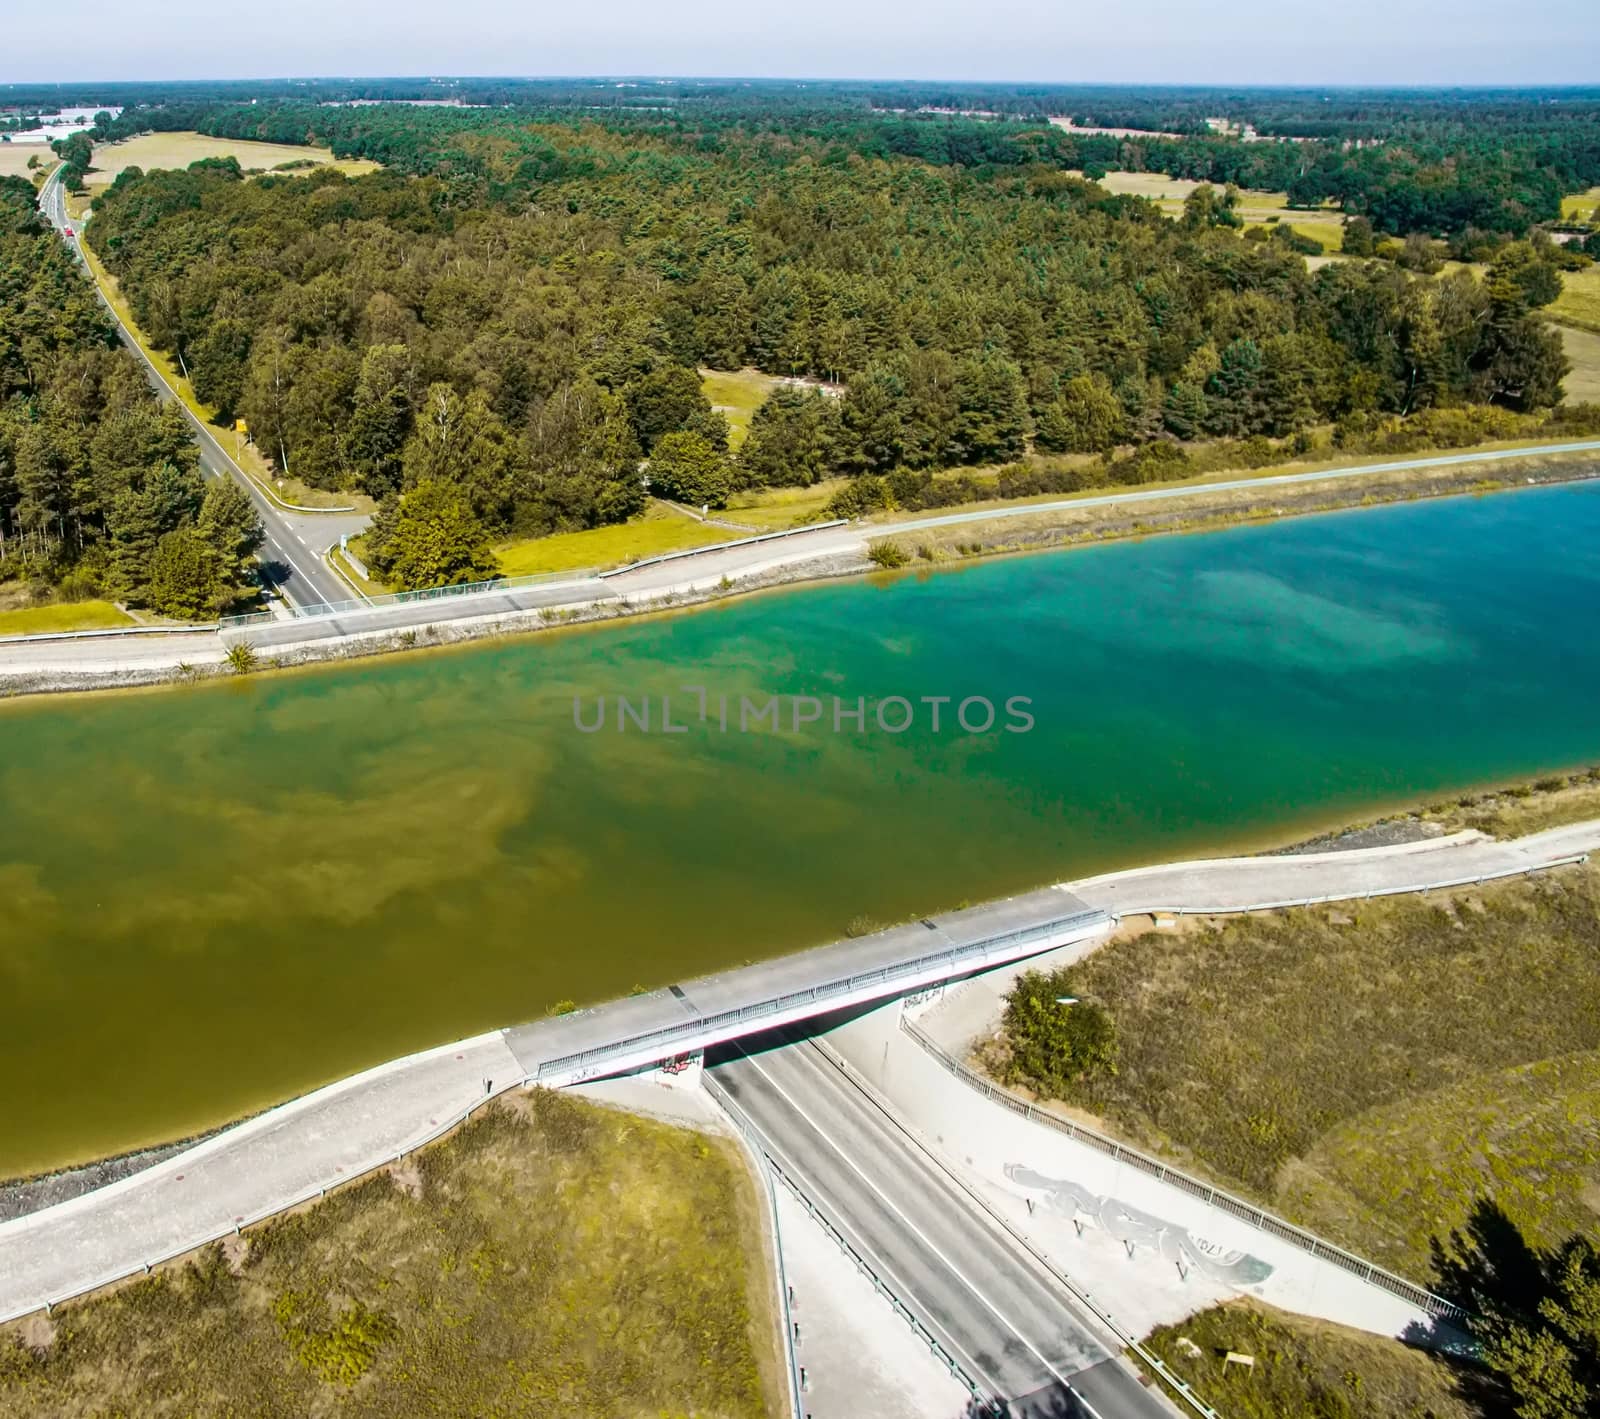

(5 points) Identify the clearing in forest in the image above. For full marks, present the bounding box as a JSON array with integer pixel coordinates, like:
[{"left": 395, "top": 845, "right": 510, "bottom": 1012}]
[{"left": 82, "top": 131, "right": 380, "bottom": 187}]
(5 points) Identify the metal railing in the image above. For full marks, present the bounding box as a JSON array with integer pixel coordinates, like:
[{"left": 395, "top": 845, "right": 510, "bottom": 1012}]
[
  {"left": 810, "top": 1039, "right": 1222, "bottom": 1419},
  {"left": 1124, "top": 851, "right": 1590, "bottom": 916},
  {"left": 218, "top": 566, "right": 604, "bottom": 629},
  {"left": 595, "top": 519, "right": 849, "bottom": 579},
  {"left": 531, "top": 907, "right": 1109, "bottom": 1084},
  {"left": 901, "top": 1014, "right": 1466, "bottom": 1321},
  {"left": 706, "top": 1073, "right": 996, "bottom": 1415}
]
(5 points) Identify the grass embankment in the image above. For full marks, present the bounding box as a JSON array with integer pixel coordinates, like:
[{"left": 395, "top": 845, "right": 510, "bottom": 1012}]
[
  {"left": 1145, "top": 1301, "right": 1489, "bottom": 1419},
  {"left": 0, "top": 1092, "right": 782, "bottom": 1419},
  {"left": 724, "top": 478, "right": 849, "bottom": 530},
  {"left": 74, "top": 238, "right": 371, "bottom": 515},
  {"left": 701, "top": 368, "right": 781, "bottom": 450},
  {"left": 494, "top": 500, "right": 734, "bottom": 576},
  {"left": 82, "top": 132, "right": 380, "bottom": 188},
  {"left": 882, "top": 446, "right": 1597, "bottom": 571},
  {"left": 0, "top": 600, "right": 134, "bottom": 636},
  {"left": 984, "top": 803, "right": 1600, "bottom": 1282}
]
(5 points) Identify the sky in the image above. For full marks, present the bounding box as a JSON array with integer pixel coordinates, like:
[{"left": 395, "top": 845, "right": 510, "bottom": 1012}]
[{"left": 2, "top": 0, "right": 1597, "bottom": 87}]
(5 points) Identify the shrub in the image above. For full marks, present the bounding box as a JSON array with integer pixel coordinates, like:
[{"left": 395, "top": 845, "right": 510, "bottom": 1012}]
[
  {"left": 867, "top": 539, "right": 909, "bottom": 569},
  {"left": 1000, "top": 968, "right": 1118, "bottom": 1097}
]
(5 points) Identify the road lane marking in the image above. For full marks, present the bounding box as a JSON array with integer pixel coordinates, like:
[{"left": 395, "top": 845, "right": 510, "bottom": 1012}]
[{"left": 731, "top": 1043, "right": 1077, "bottom": 1394}]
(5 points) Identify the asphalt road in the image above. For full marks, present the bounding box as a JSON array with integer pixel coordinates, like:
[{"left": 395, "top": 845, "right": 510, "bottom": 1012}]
[
  {"left": 36, "top": 167, "right": 365, "bottom": 610},
  {"left": 707, "top": 1034, "right": 1175, "bottom": 1419}
]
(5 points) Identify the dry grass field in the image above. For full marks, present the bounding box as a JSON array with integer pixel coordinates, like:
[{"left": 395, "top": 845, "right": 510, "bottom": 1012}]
[
  {"left": 984, "top": 774, "right": 1600, "bottom": 1282},
  {"left": 0, "top": 1092, "right": 782, "bottom": 1419},
  {"left": 0, "top": 145, "right": 49, "bottom": 180},
  {"left": 83, "top": 132, "right": 379, "bottom": 188},
  {"left": 1146, "top": 1301, "right": 1488, "bottom": 1419}
]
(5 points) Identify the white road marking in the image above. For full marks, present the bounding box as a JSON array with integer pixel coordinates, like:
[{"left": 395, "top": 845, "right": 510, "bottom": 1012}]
[{"left": 735, "top": 1043, "right": 1078, "bottom": 1393}]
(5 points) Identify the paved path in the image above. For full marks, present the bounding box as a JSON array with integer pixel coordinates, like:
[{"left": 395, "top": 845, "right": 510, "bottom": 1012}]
[
  {"left": 5, "top": 436, "right": 1598, "bottom": 680},
  {"left": 1072, "top": 821, "right": 1600, "bottom": 917},
  {"left": 1, "top": 821, "right": 1592, "bottom": 1326}
]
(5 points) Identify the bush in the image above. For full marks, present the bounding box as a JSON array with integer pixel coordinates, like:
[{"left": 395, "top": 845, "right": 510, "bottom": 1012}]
[
  {"left": 999, "top": 968, "right": 1118, "bottom": 1098},
  {"left": 866, "top": 539, "right": 909, "bottom": 569}
]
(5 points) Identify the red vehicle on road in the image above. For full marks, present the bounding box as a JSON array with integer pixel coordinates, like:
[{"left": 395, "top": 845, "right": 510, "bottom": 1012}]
[{"left": 63, "top": 227, "right": 74, "bottom": 238}]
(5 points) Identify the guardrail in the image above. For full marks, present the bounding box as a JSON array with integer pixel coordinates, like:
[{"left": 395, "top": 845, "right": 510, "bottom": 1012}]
[
  {"left": 217, "top": 566, "right": 605, "bottom": 629},
  {"left": 595, "top": 520, "right": 849, "bottom": 579},
  {"left": 900, "top": 1014, "right": 1466, "bottom": 1322},
  {"left": 532, "top": 907, "right": 1109, "bottom": 1084},
  {"left": 1123, "top": 851, "right": 1589, "bottom": 916},
  {"left": 0, "top": 623, "right": 219, "bottom": 645},
  {"left": 811, "top": 1039, "right": 1222, "bottom": 1419},
  {"left": 706, "top": 1073, "right": 997, "bottom": 1415}
]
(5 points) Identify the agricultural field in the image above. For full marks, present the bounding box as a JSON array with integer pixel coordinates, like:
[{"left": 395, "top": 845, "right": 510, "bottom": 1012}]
[
  {"left": 1146, "top": 1302, "right": 1488, "bottom": 1419},
  {"left": 0, "top": 599, "right": 134, "bottom": 636},
  {"left": 1558, "top": 324, "right": 1600, "bottom": 403},
  {"left": 1550, "top": 262, "right": 1600, "bottom": 334},
  {"left": 493, "top": 500, "right": 733, "bottom": 576},
  {"left": 82, "top": 131, "right": 380, "bottom": 187},
  {"left": 0, "top": 145, "right": 48, "bottom": 180},
  {"left": 1561, "top": 185, "right": 1600, "bottom": 225},
  {"left": 985, "top": 845, "right": 1600, "bottom": 1281},
  {"left": 702, "top": 367, "right": 781, "bottom": 449},
  {"left": 0, "top": 1093, "right": 782, "bottom": 1419}
]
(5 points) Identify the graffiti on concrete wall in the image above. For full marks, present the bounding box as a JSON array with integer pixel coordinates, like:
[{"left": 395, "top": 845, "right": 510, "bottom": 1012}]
[{"left": 1005, "top": 1163, "right": 1275, "bottom": 1287}]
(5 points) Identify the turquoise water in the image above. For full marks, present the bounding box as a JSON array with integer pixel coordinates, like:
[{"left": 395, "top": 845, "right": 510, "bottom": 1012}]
[{"left": 2, "top": 482, "right": 1599, "bottom": 1175}]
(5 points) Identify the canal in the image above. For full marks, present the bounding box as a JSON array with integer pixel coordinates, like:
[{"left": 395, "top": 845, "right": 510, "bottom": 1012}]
[{"left": 2, "top": 481, "right": 1599, "bottom": 1177}]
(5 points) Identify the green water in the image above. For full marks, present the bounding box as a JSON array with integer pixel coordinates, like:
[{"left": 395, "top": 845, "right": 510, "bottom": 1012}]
[{"left": 5, "top": 483, "right": 1600, "bottom": 1177}]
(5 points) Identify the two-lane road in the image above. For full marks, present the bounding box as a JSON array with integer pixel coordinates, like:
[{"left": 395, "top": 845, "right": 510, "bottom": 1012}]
[
  {"left": 37, "top": 165, "right": 364, "bottom": 610},
  {"left": 708, "top": 1034, "right": 1176, "bottom": 1419}
]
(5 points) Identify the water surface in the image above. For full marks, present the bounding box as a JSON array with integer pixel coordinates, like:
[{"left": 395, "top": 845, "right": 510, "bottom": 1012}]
[{"left": 4, "top": 483, "right": 1600, "bottom": 1176}]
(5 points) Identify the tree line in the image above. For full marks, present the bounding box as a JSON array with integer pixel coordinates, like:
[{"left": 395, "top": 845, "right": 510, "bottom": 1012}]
[
  {"left": 75, "top": 107, "right": 1580, "bottom": 585},
  {"left": 0, "top": 176, "right": 261, "bottom": 617}
]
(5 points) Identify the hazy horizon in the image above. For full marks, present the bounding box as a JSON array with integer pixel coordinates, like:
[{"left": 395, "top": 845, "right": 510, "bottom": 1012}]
[{"left": 3, "top": 0, "right": 1598, "bottom": 89}]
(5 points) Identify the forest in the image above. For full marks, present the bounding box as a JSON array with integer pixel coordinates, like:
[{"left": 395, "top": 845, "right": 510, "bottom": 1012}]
[
  {"left": 70, "top": 92, "right": 1585, "bottom": 584},
  {"left": 0, "top": 176, "right": 261, "bottom": 615},
  {"left": 41, "top": 79, "right": 1600, "bottom": 239}
]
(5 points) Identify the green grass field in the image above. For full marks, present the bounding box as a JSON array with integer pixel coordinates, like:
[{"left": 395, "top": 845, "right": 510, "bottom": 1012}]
[
  {"left": 701, "top": 368, "right": 782, "bottom": 449},
  {"left": 0, "top": 1093, "right": 781, "bottom": 1418},
  {"left": 1146, "top": 1302, "right": 1488, "bottom": 1419},
  {"left": 1561, "top": 186, "right": 1600, "bottom": 225},
  {"left": 1558, "top": 324, "right": 1600, "bottom": 403},
  {"left": 724, "top": 478, "right": 850, "bottom": 530},
  {"left": 0, "top": 600, "right": 134, "bottom": 636},
  {"left": 1551, "top": 263, "right": 1600, "bottom": 334},
  {"left": 990, "top": 850, "right": 1600, "bottom": 1281},
  {"left": 494, "top": 501, "right": 734, "bottom": 576}
]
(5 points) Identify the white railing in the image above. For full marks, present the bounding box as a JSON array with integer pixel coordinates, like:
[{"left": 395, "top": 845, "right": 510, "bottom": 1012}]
[{"left": 532, "top": 908, "right": 1109, "bottom": 1083}]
